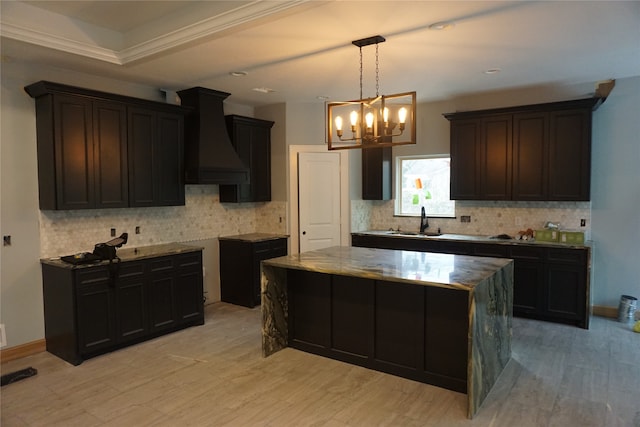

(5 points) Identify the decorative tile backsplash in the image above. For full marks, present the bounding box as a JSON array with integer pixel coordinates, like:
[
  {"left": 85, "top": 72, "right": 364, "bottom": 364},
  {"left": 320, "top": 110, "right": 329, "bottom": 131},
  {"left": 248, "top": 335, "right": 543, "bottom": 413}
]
[
  {"left": 39, "top": 185, "right": 287, "bottom": 257},
  {"left": 352, "top": 200, "right": 591, "bottom": 239}
]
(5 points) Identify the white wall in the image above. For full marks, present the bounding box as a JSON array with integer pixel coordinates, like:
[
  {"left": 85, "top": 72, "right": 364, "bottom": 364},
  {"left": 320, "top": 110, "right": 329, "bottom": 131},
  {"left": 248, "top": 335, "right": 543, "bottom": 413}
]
[{"left": 591, "top": 76, "right": 640, "bottom": 307}]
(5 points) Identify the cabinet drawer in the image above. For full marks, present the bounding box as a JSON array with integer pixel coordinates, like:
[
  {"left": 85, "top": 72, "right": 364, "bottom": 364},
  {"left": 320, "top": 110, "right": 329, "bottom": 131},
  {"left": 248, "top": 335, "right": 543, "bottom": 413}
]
[
  {"left": 177, "top": 252, "right": 202, "bottom": 268},
  {"left": 472, "top": 243, "right": 509, "bottom": 258},
  {"left": 509, "top": 246, "right": 544, "bottom": 260},
  {"left": 270, "top": 239, "right": 288, "bottom": 253},
  {"left": 149, "top": 257, "right": 174, "bottom": 272},
  {"left": 77, "top": 267, "right": 110, "bottom": 285},
  {"left": 547, "top": 248, "right": 586, "bottom": 264},
  {"left": 253, "top": 241, "right": 271, "bottom": 254},
  {"left": 118, "top": 262, "right": 145, "bottom": 279}
]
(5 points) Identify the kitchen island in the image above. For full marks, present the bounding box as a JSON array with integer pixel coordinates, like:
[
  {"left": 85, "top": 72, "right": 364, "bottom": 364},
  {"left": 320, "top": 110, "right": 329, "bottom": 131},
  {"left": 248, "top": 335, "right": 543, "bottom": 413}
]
[{"left": 261, "top": 246, "right": 513, "bottom": 418}]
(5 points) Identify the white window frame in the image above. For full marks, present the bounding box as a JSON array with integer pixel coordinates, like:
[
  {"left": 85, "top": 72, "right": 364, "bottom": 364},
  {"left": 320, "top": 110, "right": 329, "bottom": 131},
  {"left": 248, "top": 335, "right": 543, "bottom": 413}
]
[{"left": 394, "top": 154, "right": 456, "bottom": 217}]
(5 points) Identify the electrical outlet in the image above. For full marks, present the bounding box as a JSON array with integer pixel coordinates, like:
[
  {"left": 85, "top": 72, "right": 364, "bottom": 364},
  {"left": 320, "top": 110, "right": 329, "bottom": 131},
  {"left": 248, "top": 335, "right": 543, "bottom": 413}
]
[
  {"left": 110, "top": 228, "right": 116, "bottom": 237},
  {"left": 0, "top": 324, "right": 6, "bottom": 348},
  {"left": 580, "top": 219, "right": 586, "bottom": 227},
  {"left": 135, "top": 226, "right": 140, "bottom": 234},
  {"left": 461, "top": 215, "right": 471, "bottom": 223},
  {"left": 3, "top": 235, "right": 11, "bottom": 246}
]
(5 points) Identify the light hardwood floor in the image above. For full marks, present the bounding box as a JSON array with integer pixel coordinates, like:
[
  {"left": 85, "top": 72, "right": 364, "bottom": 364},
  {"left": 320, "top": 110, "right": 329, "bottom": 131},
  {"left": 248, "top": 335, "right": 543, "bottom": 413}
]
[{"left": 1, "top": 303, "right": 638, "bottom": 426}]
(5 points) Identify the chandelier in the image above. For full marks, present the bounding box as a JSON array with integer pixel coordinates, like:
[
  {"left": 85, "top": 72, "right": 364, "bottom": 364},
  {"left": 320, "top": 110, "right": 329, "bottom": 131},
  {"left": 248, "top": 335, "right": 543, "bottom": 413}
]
[{"left": 327, "top": 35, "right": 416, "bottom": 150}]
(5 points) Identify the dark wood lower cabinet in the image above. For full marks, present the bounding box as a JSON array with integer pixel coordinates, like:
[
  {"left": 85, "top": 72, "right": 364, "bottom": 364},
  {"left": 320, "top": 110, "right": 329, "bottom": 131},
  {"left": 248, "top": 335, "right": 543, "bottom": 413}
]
[
  {"left": 352, "top": 233, "right": 589, "bottom": 328},
  {"left": 41, "top": 249, "right": 204, "bottom": 365},
  {"left": 288, "top": 270, "right": 468, "bottom": 393},
  {"left": 219, "top": 235, "right": 288, "bottom": 308}
]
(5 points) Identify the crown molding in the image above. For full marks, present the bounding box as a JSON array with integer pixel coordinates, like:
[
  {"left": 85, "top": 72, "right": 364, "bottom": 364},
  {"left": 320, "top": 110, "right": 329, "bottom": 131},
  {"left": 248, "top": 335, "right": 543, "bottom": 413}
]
[
  {"left": 1, "top": 0, "right": 309, "bottom": 66},
  {"left": 0, "top": 22, "right": 122, "bottom": 64}
]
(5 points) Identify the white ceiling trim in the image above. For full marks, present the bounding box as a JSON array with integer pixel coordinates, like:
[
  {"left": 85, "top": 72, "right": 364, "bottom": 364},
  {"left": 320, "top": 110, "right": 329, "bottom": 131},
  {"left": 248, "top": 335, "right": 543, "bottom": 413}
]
[
  {"left": 1, "top": 0, "right": 310, "bottom": 66},
  {"left": 119, "top": 0, "right": 309, "bottom": 64},
  {"left": 0, "top": 21, "right": 122, "bottom": 64}
]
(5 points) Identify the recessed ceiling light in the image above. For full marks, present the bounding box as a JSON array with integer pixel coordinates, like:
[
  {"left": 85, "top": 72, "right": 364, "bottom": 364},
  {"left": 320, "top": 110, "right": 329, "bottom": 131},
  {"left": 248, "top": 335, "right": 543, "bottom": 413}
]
[
  {"left": 252, "top": 87, "right": 276, "bottom": 93},
  {"left": 317, "top": 96, "right": 330, "bottom": 100},
  {"left": 230, "top": 71, "right": 248, "bottom": 77},
  {"left": 484, "top": 68, "right": 502, "bottom": 75},
  {"left": 429, "top": 21, "right": 454, "bottom": 31}
]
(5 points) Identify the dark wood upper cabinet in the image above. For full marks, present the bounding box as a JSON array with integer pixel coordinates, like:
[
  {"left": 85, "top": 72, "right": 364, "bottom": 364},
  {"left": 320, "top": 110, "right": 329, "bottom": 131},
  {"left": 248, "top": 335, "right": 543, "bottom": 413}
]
[
  {"left": 548, "top": 109, "right": 592, "bottom": 200},
  {"left": 25, "top": 81, "right": 186, "bottom": 210},
  {"left": 219, "top": 115, "right": 274, "bottom": 203},
  {"left": 445, "top": 98, "right": 599, "bottom": 201},
  {"left": 128, "top": 108, "right": 185, "bottom": 207},
  {"left": 480, "top": 115, "right": 512, "bottom": 200},
  {"left": 512, "top": 112, "right": 548, "bottom": 200},
  {"left": 450, "top": 119, "right": 480, "bottom": 200},
  {"left": 362, "top": 146, "right": 392, "bottom": 200},
  {"left": 32, "top": 93, "right": 128, "bottom": 210}
]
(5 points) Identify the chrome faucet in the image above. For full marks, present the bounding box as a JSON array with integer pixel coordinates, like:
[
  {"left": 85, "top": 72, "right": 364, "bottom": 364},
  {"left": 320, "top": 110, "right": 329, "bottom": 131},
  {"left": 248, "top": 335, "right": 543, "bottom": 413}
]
[{"left": 419, "top": 206, "right": 429, "bottom": 233}]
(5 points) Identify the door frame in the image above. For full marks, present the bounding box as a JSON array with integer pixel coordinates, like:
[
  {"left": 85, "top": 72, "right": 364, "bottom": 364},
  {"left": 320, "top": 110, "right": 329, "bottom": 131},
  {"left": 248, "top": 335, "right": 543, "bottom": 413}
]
[{"left": 288, "top": 145, "right": 350, "bottom": 254}]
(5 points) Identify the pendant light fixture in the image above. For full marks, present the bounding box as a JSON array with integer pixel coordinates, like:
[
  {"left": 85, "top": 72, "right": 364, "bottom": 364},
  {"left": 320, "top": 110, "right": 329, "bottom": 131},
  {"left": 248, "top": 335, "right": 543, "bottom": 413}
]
[{"left": 327, "top": 35, "right": 416, "bottom": 150}]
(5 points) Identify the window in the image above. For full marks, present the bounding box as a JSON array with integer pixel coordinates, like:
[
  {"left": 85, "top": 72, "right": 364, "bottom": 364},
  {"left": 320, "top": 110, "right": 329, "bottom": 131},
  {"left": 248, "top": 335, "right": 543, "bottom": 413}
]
[{"left": 396, "top": 155, "right": 455, "bottom": 217}]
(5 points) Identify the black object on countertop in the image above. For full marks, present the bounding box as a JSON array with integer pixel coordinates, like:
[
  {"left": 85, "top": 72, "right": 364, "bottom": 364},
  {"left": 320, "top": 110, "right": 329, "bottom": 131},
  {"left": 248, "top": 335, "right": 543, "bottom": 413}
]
[{"left": 489, "top": 234, "right": 513, "bottom": 240}]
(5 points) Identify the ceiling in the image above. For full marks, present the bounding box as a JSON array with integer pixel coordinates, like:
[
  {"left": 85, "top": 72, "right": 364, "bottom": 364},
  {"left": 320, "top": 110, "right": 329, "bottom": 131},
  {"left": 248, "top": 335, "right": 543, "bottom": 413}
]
[{"left": 2, "top": 1, "right": 639, "bottom": 107}]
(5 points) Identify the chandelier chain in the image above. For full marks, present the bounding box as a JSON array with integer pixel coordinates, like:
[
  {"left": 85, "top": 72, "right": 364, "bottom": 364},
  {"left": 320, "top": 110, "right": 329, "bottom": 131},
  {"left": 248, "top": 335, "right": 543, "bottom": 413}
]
[
  {"left": 359, "top": 46, "right": 363, "bottom": 100},
  {"left": 375, "top": 43, "right": 380, "bottom": 97}
]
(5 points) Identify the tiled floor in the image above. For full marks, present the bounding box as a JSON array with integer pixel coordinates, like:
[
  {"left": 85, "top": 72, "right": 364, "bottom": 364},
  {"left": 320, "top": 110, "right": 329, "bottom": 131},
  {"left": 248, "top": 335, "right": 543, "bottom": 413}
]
[{"left": 1, "top": 303, "right": 639, "bottom": 426}]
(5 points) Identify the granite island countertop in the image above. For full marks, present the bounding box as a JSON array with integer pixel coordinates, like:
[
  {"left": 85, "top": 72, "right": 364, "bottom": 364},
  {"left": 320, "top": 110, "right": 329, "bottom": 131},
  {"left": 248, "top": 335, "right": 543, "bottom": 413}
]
[
  {"left": 261, "top": 245, "right": 514, "bottom": 419},
  {"left": 353, "top": 230, "right": 591, "bottom": 249},
  {"left": 263, "top": 245, "right": 511, "bottom": 292},
  {"left": 41, "top": 242, "right": 204, "bottom": 269}
]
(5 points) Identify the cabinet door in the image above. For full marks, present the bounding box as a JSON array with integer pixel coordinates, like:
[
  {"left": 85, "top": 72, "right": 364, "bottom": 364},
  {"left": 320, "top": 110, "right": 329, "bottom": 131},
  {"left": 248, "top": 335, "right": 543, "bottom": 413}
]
[
  {"left": 250, "top": 125, "right": 272, "bottom": 201},
  {"left": 288, "top": 270, "right": 331, "bottom": 348},
  {"left": 128, "top": 107, "right": 157, "bottom": 206},
  {"left": 93, "top": 101, "right": 128, "bottom": 208},
  {"left": 513, "top": 112, "right": 548, "bottom": 200},
  {"left": 219, "top": 240, "right": 253, "bottom": 307},
  {"left": 509, "top": 246, "right": 545, "bottom": 315},
  {"left": 128, "top": 108, "right": 185, "bottom": 207},
  {"left": 76, "top": 268, "right": 116, "bottom": 355},
  {"left": 548, "top": 109, "right": 591, "bottom": 200},
  {"left": 220, "top": 116, "right": 274, "bottom": 202},
  {"left": 480, "top": 115, "right": 512, "bottom": 200},
  {"left": 543, "top": 248, "right": 588, "bottom": 322},
  {"left": 115, "top": 262, "right": 147, "bottom": 343},
  {"left": 374, "top": 280, "right": 424, "bottom": 371},
  {"left": 147, "top": 257, "right": 177, "bottom": 332},
  {"left": 156, "top": 112, "right": 185, "bottom": 206},
  {"left": 362, "top": 147, "right": 392, "bottom": 200},
  {"left": 175, "top": 252, "right": 204, "bottom": 324},
  {"left": 53, "top": 94, "right": 96, "bottom": 209},
  {"left": 450, "top": 119, "right": 481, "bottom": 199},
  {"left": 331, "top": 275, "right": 373, "bottom": 360}
]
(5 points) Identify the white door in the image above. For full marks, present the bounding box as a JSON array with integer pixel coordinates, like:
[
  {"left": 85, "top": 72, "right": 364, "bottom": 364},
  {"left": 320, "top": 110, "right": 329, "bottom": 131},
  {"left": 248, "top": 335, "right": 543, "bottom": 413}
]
[{"left": 298, "top": 152, "right": 341, "bottom": 252}]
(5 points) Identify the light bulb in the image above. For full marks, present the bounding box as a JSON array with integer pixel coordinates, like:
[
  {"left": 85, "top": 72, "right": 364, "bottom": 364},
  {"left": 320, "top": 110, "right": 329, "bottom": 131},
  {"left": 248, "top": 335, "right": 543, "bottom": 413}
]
[
  {"left": 398, "top": 107, "right": 407, "bottom": 124},
  {"left": 383, "top": 107, "right": 389, "bottom": 123},
  {"left": 335, "top": 116, "right": 343, "bottom": 131},
  {"left": 350, "top": 111, "right": 358, "bottom": 126},
  {"left": 365, "top": 112, "right": 374, "bottom": 128}
]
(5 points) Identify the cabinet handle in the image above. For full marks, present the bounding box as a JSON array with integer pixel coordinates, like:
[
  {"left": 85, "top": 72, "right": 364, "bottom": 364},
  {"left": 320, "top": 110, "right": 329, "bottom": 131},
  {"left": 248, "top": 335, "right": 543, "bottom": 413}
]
[{"left": 302, "top": 231, "right": 306, "bottom": 235}]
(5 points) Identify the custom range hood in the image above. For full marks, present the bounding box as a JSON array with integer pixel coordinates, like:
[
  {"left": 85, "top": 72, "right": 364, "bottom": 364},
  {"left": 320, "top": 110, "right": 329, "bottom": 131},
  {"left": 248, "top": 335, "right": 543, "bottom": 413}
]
[{"left": 177, "top": 87, "right": 249, "bottom": 185}]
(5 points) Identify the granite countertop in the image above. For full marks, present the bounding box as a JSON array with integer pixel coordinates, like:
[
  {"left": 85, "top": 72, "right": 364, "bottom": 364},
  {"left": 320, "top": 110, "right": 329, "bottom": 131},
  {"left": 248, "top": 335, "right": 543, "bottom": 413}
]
[
  {"left": 352, "top": 230, "right": 591, "bottom": 249},
  {"left": 41, "top": 242, "right": 204, "bottom": 269},
  {"left": 219, "top": 233, "right": 289, "bottom": 242},
  {"left": 263, "top": 246, "right": 512, "bottom": 292}
]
